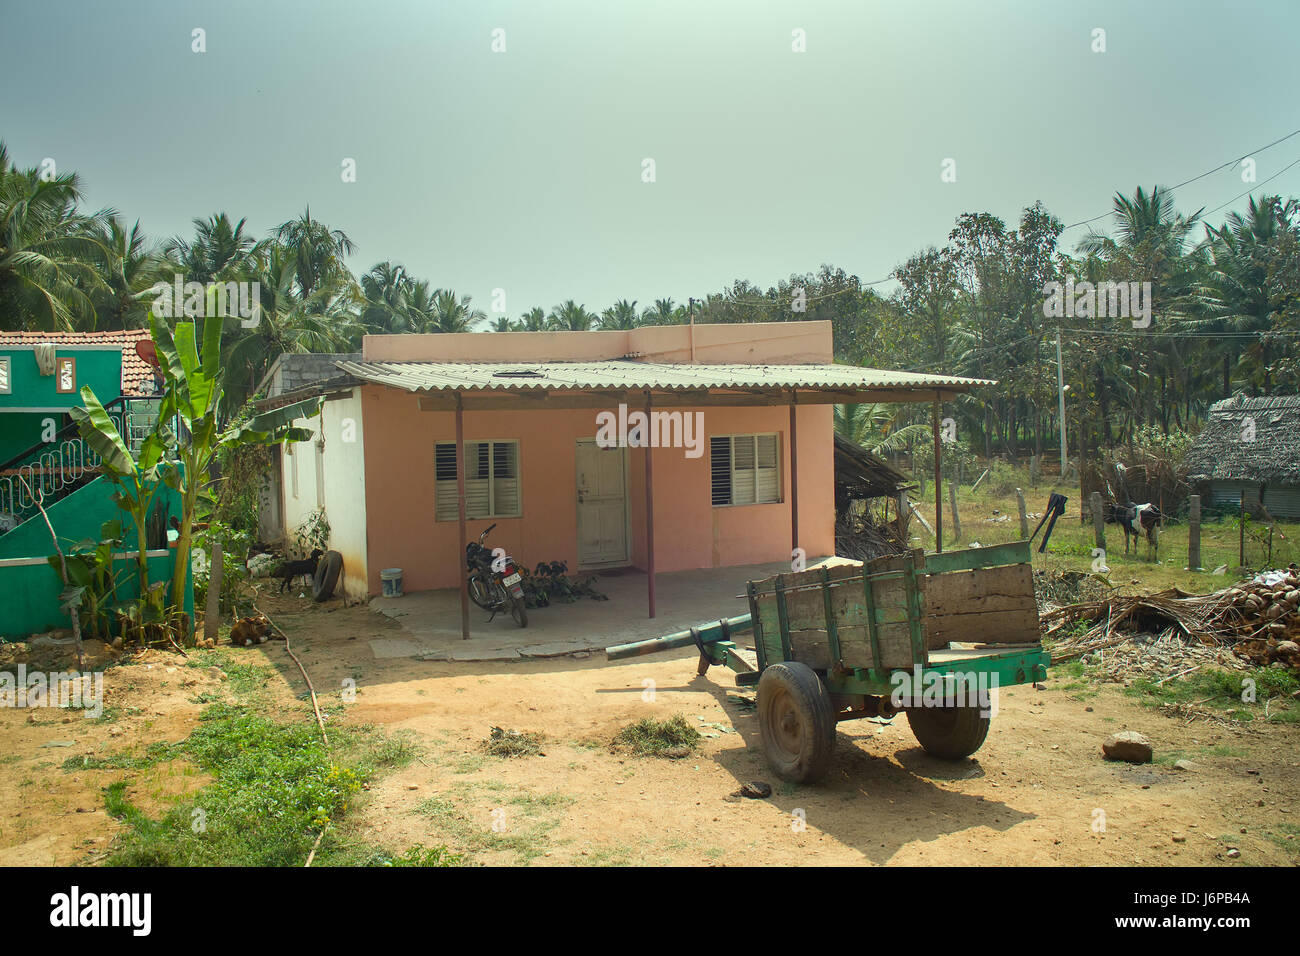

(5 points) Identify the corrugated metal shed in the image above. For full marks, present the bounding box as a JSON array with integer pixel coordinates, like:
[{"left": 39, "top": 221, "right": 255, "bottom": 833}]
[{"left": 334, "top": 359, "right": 991, "bottom": 406}]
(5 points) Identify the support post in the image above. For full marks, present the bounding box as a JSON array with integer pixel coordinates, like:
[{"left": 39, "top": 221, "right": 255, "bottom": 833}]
[
  {"left": 949, "top": 481, "right": 961, "bottom": 543},
  {"left": 1056, "top": 327, "right": 1067, "bottom": 476},
  {"left": 932, "top": 395, "right": 943, "bottom": 553},
  {"left": 1188, "top": 494, "right": 1202, "bottom": 571},
  {"left": 204, "top": 538, "right": 222, "bottom": 645},
  {"left": 644, "top": 391, "right": 656, "bottom": 619},
  {"left": 789, "top": 394, "right": 799, "bottom": 556},
  {"left": 1091, "top": 490, "right": 1105, "bottom": 550},
  {"left": 1016, "top": 487, "right": 1029, "bottom": 539},
  {"left": 456, "top": 392, "right": 469, "bottom": 640}
]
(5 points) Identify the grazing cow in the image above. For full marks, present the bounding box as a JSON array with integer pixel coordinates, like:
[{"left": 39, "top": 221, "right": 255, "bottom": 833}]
[{"left": 1102, "top": 500, "right": 1162, "bottom": 557}]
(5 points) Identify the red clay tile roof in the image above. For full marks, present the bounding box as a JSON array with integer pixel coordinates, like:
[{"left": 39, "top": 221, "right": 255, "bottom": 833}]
[{"left": 0, "top": 329, "right": 159, "bottom": 396}]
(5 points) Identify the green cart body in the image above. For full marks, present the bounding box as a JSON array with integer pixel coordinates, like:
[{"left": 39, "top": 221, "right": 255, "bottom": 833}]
[{"left": 606, "top": 540, "right": 1050, "bottom": 782}]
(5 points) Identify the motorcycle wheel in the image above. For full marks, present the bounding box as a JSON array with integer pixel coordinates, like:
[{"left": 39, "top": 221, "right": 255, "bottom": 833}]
[{"left": 510, "top": 593, "right": 528, "bottom": 628}]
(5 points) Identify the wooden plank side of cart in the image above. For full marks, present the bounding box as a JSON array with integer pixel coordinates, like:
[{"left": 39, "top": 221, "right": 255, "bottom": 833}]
[{"left": 741, "top": 540, "right": 1047, "bottom": 694}]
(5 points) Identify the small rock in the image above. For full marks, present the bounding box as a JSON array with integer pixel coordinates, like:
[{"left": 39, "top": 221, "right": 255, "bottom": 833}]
[
  {"left": 1102, "top": 730, "right": 1153, "bottom": 764},
  {"left": 1226, "top": 848, "right": 1241, "bottom": 859},
  {"left": 730, "top": 781, "right": 773, "bottom": 800},
  {"left": 1173, "top": 759, "right": 1197, "bottom": 772},
  {"left": 1172, "top": 834, "right": 1186, "bottom": 843}
]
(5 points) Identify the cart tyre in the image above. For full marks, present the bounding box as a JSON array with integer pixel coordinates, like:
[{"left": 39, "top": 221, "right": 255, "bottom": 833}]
[
  {"left": 312, "top": 551, "right": 343, "bottom": 603},
  {"left": 906, "top": 704, "right": 990, "bottom": 759},
  {"left": 757, "top": 662, "right": 836, "bottom": 783}
]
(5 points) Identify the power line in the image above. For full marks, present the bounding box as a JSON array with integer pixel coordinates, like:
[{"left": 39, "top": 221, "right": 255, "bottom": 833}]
[
  {"left": 1058, "top": 327, "right": 1300, "bottom": 339},
  {"left": 1201, "top": 153, "right": 1300, "bottom": 219},
  {"left": 1062, "top": 125, "right": 1300, "bottom": 231}
]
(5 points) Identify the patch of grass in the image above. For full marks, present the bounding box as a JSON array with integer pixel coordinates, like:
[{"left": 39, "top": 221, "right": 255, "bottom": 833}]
[
  {"left": 62, "top": 742, "right": 181, "bottom": 772},
  {"left": 1124, "top": 665, "right": 1299, "bottom": 723},
  {"left": 185, "top": 650, "right": 273, "bottom": 700},
  {"left": 452, "top": 754, "right": 485, "bottom": 774},
  {"left": 1263, "top": 822, "right": 1300, "bottom": 857},
  {"left": 613, "top": 714, "right": 701, "bottom": 758},
  {"left": 482, "top": 726, "right": 543, "bottom": 758},
  {"left": 364, "top": 844, "right": 465, "bottom": 867},
  {"left": 96, "top": 694, "right": 439, "bottom": 867},
  {"left": 417, "top": 789, "right": 568, "bottom": 865}
]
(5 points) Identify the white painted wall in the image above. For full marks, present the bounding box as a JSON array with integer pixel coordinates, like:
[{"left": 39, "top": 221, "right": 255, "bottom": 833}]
[{"left": 279, "top": 390, "right": 368, "bottom": 601}]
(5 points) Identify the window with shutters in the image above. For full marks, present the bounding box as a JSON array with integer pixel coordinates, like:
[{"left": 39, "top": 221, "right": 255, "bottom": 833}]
[
  {"left": 710, "top": 433, "right": 780, "bottom": 506},
  {"left": 435, "top": 439, "right": 521, "bottom": 520}
]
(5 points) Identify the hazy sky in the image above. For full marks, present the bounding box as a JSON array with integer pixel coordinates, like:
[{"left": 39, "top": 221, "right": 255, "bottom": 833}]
[{"left": 4, "top": 0, "right": 1298, "bottom": 317}]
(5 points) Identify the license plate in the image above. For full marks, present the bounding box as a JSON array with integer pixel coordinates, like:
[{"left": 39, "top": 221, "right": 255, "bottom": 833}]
[{"left": 502, "top": 572, "right": 521, "bottom": 586}]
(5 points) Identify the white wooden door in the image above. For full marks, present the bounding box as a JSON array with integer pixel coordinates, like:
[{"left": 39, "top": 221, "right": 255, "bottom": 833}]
[{"left": 575, "top": 440, "right": 628, "bottom": 566}]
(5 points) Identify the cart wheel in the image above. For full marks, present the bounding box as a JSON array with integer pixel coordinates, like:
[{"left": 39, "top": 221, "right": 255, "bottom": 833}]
[
  {"left": 757, "top": 662, "right": 835, "bottom": 783},
  {"left": 906, "top": 705, "right": 990, "bottom": 760}
]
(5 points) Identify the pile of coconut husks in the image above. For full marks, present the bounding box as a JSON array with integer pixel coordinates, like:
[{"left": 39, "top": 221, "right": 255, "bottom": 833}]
[{"left": 1042, "top": 567, "right": 1300, "bottom": 681}]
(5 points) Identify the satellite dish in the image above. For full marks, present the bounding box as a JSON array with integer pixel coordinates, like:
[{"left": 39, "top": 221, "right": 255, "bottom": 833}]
[{"left": 135, "top": 338, "right": 159, "bottom": 368}]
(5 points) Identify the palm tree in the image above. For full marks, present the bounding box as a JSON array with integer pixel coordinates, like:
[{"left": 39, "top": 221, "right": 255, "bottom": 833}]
[
  {"left": 360, "top": 260, "right": 414, "bottom": 334},
  {"left": 548, "top": 299, "right": 595, "bottom": 331},
  {"left": 96, "top": 217, "right": 165, "bottom": 329},
  {"left": 274, "top": 207, "right": 356, "bottom": 298},
  {"left": 1197, "top": 195, "right": 1299, "bottom": 394},
  {"left": 490, "top": 316, "right": 517, "bottom": 331},
  {"left": 163, "top": 213, "right": 259, "bottom": 283},
  {"left": 0, "top": 142, "right": 112, "bottom": 330},
  {"left": 600, "top": 298, "right": 639, "bottom": 330},
  {"left": 834, "top": 403, "right": 930, "bottom": 456},
  {"left": 640, "top": 297, "right": 677, "bottom": 326},
  {"left": 518, "top": 307, "right": 548, "bottom": 331},
  {"left": 223, "top": 247, "right": 363, "bottom": 407},
  {"left": 416, "top": 289, "right": 484, "bottom": 333}
]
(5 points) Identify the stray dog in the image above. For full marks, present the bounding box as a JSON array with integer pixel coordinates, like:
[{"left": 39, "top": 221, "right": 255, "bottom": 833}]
[
  {"left": 1103, "top": 501, "right": 1162, "bottom": 556},
  {"left": 229, "top": 613, "right": 272, "bottom": 647},
  {"left": 276, "top": 549, "right": 323, "bottom": 593}
]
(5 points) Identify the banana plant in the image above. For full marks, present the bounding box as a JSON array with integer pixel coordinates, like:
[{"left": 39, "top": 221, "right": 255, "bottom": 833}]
[
  {"left": 148, "top": 295, "right": 320, "bottom": 635},
  {"left": 69, "top": 393, "right": 171, "bottom": 601}
]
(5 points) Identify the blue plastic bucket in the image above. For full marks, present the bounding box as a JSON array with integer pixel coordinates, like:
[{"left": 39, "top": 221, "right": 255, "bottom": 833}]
[{"left": 380, "top": 568, "right": 403, "bottom": 597}]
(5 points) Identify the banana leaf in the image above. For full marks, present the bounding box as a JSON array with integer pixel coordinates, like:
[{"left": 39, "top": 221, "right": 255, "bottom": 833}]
[{"left": 70, "top": 388, "right": 134, "bottom": 475}]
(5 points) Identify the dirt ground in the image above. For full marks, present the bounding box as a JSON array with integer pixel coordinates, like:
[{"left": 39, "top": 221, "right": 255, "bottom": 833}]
[
  {"left": 2, "top": 589, "right": 1297, "bottom": 867},
  {"left": 0, "top": 642, "right": 221, "bottom": 866}
]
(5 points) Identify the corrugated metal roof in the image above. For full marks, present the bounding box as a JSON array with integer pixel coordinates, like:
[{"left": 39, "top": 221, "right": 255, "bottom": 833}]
[{"left": 334, "top": 359, "right": 992, "bottom": 395}]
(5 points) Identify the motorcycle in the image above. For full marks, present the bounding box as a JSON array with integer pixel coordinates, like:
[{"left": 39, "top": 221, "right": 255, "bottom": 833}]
[{"left": 465, "top": 523, "right": 528, "bottom": 627}]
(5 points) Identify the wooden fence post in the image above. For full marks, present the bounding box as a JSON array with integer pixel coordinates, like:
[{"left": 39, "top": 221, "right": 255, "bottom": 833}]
[
  {"left": 204, "top": 538, "right": 222, "bottom": 645},
  {"left": 949, "top": 482, "right": 962, "bottom": 543},
  {"left": 1239, "top": 490, "right": 1246, "bottom": 569},
  {"left": 1091, "top": 491, "right": 1105, "bottom": 551},
  {"left": 1188, "top": 494, "right": 1202, "bottom": 570},
  {"left": 1016, "top": 488, "right": 1029, "bottom": 539}
]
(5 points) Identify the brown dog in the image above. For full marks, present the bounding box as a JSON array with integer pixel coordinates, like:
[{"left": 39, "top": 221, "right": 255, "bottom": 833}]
[{"left": 229, "top": 613, "right": 272, "bottom": 647}]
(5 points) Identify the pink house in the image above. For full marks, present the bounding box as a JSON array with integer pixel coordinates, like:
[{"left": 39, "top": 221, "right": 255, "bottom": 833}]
[{"left": 261, "top": 321, "right": 984, "bottom": 621}]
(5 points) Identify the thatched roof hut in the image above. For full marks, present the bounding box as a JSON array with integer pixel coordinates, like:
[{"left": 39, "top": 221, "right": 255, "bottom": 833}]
[
  {"left": 1185, "top": 394, "right": 1300, "bottom": 516},
  {"left": 833, "top": 434, "right": 912, "bottom": 512}
]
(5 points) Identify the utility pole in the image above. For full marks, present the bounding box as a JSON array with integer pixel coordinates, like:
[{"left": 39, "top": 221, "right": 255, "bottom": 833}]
[
  {"left": 688, "top": 297, "right": 697, "bottom": 362},
  {"left": 1056, "top": 328, "right": 1067, "bottom": 477}
]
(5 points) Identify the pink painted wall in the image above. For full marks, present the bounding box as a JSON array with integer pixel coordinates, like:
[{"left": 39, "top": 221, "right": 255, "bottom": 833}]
[
  {"left": 359, "top": 386, "right": 834, "bottom": 595},
  {"left": 362, "top": 320, "right": 833, "bottom": 365}
]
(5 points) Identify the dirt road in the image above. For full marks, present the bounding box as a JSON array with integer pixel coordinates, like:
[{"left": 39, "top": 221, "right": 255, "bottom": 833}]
[{"left": 2, "top": 595, "right": 1296, "bottom": 866}]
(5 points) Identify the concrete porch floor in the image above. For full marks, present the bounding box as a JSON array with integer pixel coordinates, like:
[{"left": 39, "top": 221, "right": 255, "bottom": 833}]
[{"left": 368, "top": 558, "right": 840, "bottom": 662}]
